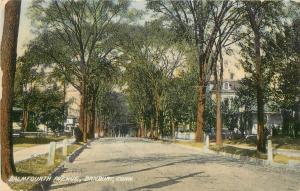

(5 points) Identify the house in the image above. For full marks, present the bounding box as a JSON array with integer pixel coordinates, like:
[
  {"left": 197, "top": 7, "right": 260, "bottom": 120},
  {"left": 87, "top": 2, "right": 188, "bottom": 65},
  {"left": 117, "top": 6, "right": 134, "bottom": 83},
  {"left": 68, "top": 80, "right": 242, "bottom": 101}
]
[
  {"left": 209, "top": 80, "right": 241, "bottom": 102},
  {"left": 209, "top": 80, "right": 283, "bottom": 135},
  {"left": 63, "top": 115, "right": 78, "bottom": 133}
]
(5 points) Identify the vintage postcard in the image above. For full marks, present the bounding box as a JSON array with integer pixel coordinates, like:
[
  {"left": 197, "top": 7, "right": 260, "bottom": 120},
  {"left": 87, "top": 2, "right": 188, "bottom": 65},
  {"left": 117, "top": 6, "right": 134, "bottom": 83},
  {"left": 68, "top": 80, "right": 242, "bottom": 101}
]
[{"left": 0, "top": 0, "right": 299, "bottom": 190}]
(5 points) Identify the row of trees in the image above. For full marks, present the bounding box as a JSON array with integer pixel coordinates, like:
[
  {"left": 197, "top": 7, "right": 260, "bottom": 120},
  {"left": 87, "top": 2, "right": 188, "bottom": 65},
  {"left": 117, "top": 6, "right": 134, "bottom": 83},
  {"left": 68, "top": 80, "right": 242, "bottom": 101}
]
[
  {"left": 1, "top": 0, "right": 130, "bottom": 181},
  {"left": 27, "top": 0, "right": 299, "bottom": 150},
  {"left": 1, "top": 0, "right": 299, "bottom": 182},
  {"left": 139, "top": 1, "right": 299, "bottom": 152}
]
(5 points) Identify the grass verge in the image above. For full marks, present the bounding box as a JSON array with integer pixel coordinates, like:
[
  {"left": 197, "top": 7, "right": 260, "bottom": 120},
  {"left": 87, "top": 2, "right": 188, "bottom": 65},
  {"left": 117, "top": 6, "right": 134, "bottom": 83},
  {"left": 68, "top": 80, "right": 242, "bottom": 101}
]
[
  {"left": 9, "top": 143, "right": 82, "bottom": 191},
  {"left": 210, "top": 145, "right": 300, "bottom": 164},
  {"left": 224, "top": 136, "right": 300, "bottom": 150},
  {"left": 273, "top": 154, "right": 300, "bottom": 164},
  {"left": 209, "top": 145, "right": 267, "bottom": 159},
  {"left": 175, "top": 140, "right": 204, "bottom": 148}
]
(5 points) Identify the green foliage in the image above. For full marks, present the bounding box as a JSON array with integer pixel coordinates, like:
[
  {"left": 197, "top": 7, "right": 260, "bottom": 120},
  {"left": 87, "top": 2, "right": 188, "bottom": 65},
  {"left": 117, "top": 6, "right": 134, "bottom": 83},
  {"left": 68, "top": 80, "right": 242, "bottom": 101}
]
[
  {"left": 204, "top": 96, "right": 216, "bottom": 132},
  {"left": 29, "top": 0, "right": 130, "bottom": 93},
  {"left": 237, "top": 1, "right": 300, "bottom": 138},
  {"left": 38, "top": 90, "right": 65, "bottom": 132},
  {"left": 264, "top": 16, "right": 300, "bottom": 137},
  {"left": 118, "top": 21, "right": 193, "bottom": 136},
  {"left": 222, "top": 98, "right": 239, "bottom": 131},
  {"left": 13, "top": 46, "right": 65, "bottom": 132}
]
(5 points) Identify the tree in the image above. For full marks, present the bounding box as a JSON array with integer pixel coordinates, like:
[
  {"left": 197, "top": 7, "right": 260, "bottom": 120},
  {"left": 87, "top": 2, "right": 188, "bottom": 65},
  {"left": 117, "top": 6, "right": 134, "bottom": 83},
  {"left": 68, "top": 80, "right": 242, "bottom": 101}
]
[
  {"left": 14, "top": 48, "right": 45, "bottom": 131},
  {"left": 36, "top": 86, "right": 65, "bottom": 133},
  {"left": 119, "top": 21, "right": 185, "bottom": 139},
  {"left": 236, "top": 78, "right": 256, "bottom": 136},
  {"left": 30, "top": 0, "right": 129, "bottom": 142},
  {"left": 165, "top": 74, "right": 197, "bottom": 141},
  {"left": 147, "top": 1, "right": 237, "bottom": 142},
  {"left": 0, "top": 0, "right": 21, "bottom": 182},
  {"left": 244, "top": 1, "right": 266, "bottom": 153},
  {"left": 241, "top": 1, "right": 283, "bottom": 152},
  {"left": 210, "top": 1, "right": 242, "bottom": 146},
  {"left": 266, "top": 11, "right": 300, "bottom": 137}
]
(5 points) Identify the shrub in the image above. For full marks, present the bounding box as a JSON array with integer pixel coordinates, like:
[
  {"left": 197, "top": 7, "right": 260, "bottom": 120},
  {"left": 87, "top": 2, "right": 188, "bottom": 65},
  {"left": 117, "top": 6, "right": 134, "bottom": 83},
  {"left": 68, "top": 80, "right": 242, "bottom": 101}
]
[{"left": 74, "top": 127, "right": 83, "bottom": 142}]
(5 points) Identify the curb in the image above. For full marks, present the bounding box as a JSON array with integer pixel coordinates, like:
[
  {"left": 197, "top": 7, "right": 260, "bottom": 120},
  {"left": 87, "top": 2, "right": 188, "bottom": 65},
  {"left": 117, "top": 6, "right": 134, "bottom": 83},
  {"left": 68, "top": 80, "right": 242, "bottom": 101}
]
[{"left": 38, "top": 139, "right": 94, "bottom": 190}]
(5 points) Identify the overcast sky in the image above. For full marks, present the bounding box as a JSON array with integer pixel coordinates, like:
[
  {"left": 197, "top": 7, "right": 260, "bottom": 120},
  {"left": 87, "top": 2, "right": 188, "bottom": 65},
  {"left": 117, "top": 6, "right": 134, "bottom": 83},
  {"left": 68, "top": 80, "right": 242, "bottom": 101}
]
[{"left": 0, "top": 0, "right": 146, "bottom": 56}]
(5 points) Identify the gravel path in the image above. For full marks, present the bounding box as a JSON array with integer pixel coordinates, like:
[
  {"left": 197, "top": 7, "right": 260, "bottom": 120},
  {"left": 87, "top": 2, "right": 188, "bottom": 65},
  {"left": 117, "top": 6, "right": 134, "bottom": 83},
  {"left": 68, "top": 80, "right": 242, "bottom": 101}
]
[{"left": 49, "top": 137, "right": 300, "bottom": 191}]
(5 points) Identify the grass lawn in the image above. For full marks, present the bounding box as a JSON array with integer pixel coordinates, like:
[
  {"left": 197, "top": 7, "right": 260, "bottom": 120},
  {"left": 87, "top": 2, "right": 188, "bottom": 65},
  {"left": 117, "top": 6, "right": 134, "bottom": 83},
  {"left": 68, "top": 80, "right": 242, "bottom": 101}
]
[
  {"left": 210, "top": 145, "right": 300, "bottom": 164},
  {"left": 9, "top": 143, "right": 82, "bottom": 191},
  {"left": 13, "top": 136, "right": 70, "bottom": 148},
  {"left": 271, "top": 137, "right": 300, "bottom": 150},
  {"left": 273, "top": 154, "right": 300, "bottom": 164},
  {"left": 224, "top": 136, "right": 300, "bottom": 150},
  {"left": 223, "top": 139, "right": 257, "bottom": 147}
]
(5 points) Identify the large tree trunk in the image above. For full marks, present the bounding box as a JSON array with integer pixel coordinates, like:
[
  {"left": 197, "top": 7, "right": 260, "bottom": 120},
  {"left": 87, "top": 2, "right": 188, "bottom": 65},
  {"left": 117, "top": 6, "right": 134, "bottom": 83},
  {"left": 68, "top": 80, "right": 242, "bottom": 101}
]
[
  {"left": 154, "top": 96, "right": 160, "bottom": 139},
  {"left": 254, "top": 32, "right": 266, "bottom": 153},
  {"left": 86, "top": 110, "right": 90, "bottom": 137},
  {"left": 215, "top": 40, "right": 224, "bottom": 147},
  {"left": 138, "top": 117, "right": 144, "bottom": 137},
  {"left": 215, "top": 81, "right": 222, "bottom": 146},
  {"left": 83, "top": 108, "right": 88, "bottom": 142},
  {"left": 155, "top": 110, "right": 159, "bottom": 139},
  {"left": 150, "top": 118, "right": 154, "bottom": 138},
  {"left": 79, "top": 85, "right": 88, "bottom": 142},
  {"left": 141, "top": 118, "right": 144, "bottom": 137},
  {"left": 195, "top": 26, "right": 211, "bottom": 143},
  {"left": 294, "top": 104, "right": 299, "bottom": 137},
  {"left": 0, "top": 0, "right": 21, "bottom": 182},
  {"left": 79, "top": 93, "right": 84, "bottom": 141},
  {"left": 195, "top": 80, "right": 206, "bottom": 142},
  {"left": 245, "top": 1, "right": 266, "bottom": 153},
  {"left": 171, "top": 120, "right": 176, "bottom": 142},
  {"left": 88, "top": 95, "right": 96, "bottom": 139},
  {"left": 97, "top": 117, "right": 101, "bottom": 138}
]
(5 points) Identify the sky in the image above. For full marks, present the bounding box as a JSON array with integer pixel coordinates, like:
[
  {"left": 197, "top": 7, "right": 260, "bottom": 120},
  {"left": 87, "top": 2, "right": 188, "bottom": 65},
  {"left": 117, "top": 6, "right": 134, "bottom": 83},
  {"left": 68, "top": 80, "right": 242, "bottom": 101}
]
[
  {"left": 0, "top": 0, "right": 147, "bottom": 56},
  {"left": 0, "top": 0, "right": 34, "bottom": 55}
]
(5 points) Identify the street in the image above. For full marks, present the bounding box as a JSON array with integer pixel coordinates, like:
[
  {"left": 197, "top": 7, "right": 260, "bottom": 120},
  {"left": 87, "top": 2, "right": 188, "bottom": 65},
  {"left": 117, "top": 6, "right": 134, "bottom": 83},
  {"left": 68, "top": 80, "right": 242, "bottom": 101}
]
[{"left": 49, "top": 138, "right": 300, "bottom": 191}]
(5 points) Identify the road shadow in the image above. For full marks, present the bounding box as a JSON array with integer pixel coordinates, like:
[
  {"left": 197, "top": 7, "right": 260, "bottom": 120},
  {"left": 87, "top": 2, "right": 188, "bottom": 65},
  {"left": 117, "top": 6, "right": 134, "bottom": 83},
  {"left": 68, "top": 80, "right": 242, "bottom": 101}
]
[{"left": 127, "top": 172, "right": 204, "bottom": 191}]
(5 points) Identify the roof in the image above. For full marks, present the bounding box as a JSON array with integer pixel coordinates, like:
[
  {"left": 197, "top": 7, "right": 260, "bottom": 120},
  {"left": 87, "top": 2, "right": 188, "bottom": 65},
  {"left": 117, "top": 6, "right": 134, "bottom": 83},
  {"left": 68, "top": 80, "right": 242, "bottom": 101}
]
[{"left": 208, "top": 80, "right": 241, "bottom": 93}]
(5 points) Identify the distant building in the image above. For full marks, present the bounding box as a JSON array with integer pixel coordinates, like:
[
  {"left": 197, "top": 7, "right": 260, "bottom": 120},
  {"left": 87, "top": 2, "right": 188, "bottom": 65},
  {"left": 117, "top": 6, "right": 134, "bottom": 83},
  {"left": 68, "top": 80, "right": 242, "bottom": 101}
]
[
  {"left": 208, "top": 79, "right": 283, "bottom": 135},
  {"left": 209, "top": 80, "right": 241, "bottom": 102},
  {"left": 65, "top": 85, "right": 80, "bottom": 119},
  {"left": 64, "top": 115, "right": 78, "bottom": 133}
]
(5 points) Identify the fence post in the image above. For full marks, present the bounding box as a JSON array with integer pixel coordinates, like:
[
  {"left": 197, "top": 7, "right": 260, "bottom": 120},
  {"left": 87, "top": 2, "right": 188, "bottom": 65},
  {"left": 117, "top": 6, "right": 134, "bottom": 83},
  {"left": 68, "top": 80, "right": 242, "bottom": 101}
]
[
  {"left": 267, "top": 139, "right": 273, "bottom": 164},
  {"left": 47, "top": 142, "right": 56, "bottom": 165},
  {"left": 63, "top": 139, "right": 68, "bottom": 156},
  {"left": 204, "top": 135, "right": 210, "bottom": 152}
]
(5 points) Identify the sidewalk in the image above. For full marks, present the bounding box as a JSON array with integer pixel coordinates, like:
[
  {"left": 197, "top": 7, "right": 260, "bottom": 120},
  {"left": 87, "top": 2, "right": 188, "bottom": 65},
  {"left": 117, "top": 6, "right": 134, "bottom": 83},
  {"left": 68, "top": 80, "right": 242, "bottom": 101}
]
[{"left": 14, "top": 138, "right": 75, "bottom": 163}]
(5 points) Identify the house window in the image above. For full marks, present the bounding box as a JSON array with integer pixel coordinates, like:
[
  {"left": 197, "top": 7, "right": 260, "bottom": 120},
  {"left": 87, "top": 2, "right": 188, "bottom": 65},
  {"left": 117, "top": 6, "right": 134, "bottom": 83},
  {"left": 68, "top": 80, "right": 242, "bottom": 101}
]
[
  {"left": 230, "top": 73, "right": 234, "bottom": 80},
  {"left": 223, "top": 82, "right": 230, "bottom": 90}
]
